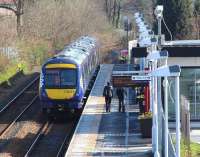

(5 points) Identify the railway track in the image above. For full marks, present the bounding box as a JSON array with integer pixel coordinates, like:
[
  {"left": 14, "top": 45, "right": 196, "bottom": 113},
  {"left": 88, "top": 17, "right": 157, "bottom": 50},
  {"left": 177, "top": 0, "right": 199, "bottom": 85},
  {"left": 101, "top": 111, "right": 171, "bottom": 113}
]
[
  {"left": 0, "top": 96, "right": 38, "bottom": 137},
  {"left": 23, "top": 66, "right": 100, "bottom": 157},
  {"left": 0, "top": 76, "right": 39, "bottom": 137},
  {"left": 0, "top": 65, "right": 99, "bottom": 156},
  {"left": 0, "top": 76, "right": 42, "bottom": 156},
  {"left": 0, "top": 96, "right": 46, "bottom": 156},
  {"left": 24, "top": 119, "right": 75, "bottom": 157},
  {"left": 0, "top": 76, "right": 39, "bottom": 113}
]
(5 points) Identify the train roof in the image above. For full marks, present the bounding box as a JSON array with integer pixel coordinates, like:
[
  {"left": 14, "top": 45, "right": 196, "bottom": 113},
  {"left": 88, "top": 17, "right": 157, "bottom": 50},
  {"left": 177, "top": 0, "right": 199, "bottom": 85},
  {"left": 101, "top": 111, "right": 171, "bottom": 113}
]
[
  {"left": 56, "top": 49, "right": 87, "bottom": 63},
  {"left": 64, "top": 41, "right": 95, "bottom": 52},
  {"left": 54, "top": 36, "right": 97, "bottom": 64}
]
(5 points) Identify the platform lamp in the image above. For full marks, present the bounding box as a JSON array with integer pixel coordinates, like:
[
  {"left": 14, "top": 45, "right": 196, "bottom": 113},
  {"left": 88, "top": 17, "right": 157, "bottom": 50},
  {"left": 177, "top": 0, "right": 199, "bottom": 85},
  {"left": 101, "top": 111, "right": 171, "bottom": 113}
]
[{"left": 150, "top": 64, "right": 181, "bottom": 157}]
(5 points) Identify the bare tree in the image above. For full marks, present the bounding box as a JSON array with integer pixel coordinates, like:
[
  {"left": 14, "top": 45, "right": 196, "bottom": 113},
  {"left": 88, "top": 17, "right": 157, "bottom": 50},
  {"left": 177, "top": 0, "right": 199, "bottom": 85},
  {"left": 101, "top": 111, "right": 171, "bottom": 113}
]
[
  {"left": 0, "top": 0, "right": 24, "bottom": 37},
  {"left": 112, "top": 0, "right": 117, "bottom": 25},
  {"left": 105, "top": 0, "right": 108, "bottom": 14},
  {"left": 104, "top": 0, "right": 121, "bottom": 28},
  {"left": 194, "top": 0, "right": 200, "bottom": 39},
  {"left": 0, "top": 0, "right": 121, "bottom": 70},
  {"left": 116, "top": 0, "right": 121, "bottom": 28}
]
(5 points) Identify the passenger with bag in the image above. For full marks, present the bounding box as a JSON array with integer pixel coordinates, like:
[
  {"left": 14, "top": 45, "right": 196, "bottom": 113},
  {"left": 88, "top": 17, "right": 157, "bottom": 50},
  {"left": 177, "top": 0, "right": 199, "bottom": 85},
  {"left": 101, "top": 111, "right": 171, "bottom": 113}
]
[
  {"left": 116, "top": 87, "right": 127, "bottom": 112},
  {"left": 103, "top": 82, "right": 113, "bottom": 112}
]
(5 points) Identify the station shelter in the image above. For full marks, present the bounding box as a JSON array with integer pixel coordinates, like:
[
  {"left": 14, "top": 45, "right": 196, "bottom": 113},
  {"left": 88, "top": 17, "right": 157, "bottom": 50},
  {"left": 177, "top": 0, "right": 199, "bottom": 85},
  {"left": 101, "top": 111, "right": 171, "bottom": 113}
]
[
  {"left": 112, "top": 64, "right": 150, "bottom": 113},
  {"left": 132, "top": 42, "right": 200, "bottom": 120}
]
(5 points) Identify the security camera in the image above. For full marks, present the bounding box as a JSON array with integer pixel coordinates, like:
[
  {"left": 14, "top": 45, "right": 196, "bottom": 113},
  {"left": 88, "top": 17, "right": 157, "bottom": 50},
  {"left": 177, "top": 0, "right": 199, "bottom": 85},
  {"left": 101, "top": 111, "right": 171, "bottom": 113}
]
[{"left": 154, "top": 5, "right": 163, "bottom": 19}]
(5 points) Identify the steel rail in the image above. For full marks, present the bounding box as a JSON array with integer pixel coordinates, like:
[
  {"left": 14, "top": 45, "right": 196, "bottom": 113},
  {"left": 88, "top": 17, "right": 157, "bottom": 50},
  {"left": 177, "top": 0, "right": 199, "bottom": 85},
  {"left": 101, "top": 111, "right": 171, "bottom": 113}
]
[
  {"left": 0, "top": 75, "right": 39, "bottom": 113},
  {"left": 56, "top": 136, "right": 68, "bottom": 157},
  {"left": 0, "top": 95, "right": 38, "bottom": 137},
  {"left": 56, "top": 129, "right": 72, "bottom": 157},
  {"left": 24, "top": 121, "right": 52, "bottom": 157}
]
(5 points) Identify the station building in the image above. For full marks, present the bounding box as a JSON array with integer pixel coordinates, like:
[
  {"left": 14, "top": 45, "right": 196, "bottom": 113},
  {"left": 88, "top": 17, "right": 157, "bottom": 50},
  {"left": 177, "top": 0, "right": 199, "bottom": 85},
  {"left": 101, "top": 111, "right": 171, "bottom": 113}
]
[{"left": 132, "top": 40, "right": 200, "bottom": 120}]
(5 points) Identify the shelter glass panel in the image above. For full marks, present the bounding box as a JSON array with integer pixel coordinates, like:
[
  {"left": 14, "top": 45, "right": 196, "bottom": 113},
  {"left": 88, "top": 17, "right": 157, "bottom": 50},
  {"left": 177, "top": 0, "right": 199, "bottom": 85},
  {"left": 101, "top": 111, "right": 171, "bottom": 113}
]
[{"left": 168, "top": 68, "right": 200, "bottom": 120}]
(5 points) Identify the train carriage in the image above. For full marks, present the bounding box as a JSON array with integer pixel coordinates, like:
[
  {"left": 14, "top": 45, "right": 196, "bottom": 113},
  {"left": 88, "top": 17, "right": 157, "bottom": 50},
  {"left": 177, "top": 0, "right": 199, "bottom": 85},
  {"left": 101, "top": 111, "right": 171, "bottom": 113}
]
[{"left": 39, "top": 36, "right": 100, "bottom": 114}]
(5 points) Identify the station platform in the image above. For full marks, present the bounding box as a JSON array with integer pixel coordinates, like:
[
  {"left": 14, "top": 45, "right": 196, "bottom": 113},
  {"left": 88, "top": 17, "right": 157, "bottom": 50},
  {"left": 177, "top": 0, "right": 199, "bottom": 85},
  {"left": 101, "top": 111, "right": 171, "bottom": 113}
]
[{"left": 65, "top": 64, "right": 152, "bottom": 157}]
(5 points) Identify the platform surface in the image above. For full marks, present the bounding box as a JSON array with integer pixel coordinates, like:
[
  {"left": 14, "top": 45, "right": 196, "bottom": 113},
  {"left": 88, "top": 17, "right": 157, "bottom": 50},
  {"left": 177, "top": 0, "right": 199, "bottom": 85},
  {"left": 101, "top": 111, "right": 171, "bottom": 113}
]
[{"left": 65, "top": 64, "right": 152, "bottom": 157}]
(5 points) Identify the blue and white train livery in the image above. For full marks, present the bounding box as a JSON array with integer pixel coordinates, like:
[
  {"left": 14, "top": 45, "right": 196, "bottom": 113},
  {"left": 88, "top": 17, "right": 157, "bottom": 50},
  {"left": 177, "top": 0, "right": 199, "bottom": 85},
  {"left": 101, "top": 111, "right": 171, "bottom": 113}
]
[{"left": 39, "top": 36, "right": 100, "bottom": 114}]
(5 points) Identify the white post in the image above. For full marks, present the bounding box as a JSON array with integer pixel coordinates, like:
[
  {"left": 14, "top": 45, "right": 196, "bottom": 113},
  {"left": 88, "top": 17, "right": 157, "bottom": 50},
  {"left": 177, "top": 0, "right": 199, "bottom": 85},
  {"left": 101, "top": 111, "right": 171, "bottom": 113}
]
[
  {"left": 158, "top": 75, "right": 162, "bottom": 147},
  {"left": 175, "top": 76, "right": 180, "bottom": 157},
  {"left": 153, "top": 61, "right": 160, "bottom": 157},
  {"left": 149, "top": 62, "right": 153, "bottom": 112},
  {"left": 127, "top": 19, "right": 129, "bottom": 64},
  {"left": 158, "top": 18, "right": 162, "bottom": 50},
  {"left": 195, "top": 72, "right": 197, "bottom": 118},
  {"left": 151, "top": 62, "right": 155, "bottom": 152},
  {"left": 164, "top": 77, "right": 168, "bottom": 157}
]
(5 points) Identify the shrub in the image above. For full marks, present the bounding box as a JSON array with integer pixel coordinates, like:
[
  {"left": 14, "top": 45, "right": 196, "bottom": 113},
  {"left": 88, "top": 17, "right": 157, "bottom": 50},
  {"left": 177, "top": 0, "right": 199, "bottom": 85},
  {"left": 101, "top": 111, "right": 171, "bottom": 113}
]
[{"left": 17, "top": 39, "right": 52, "bottom": 70}]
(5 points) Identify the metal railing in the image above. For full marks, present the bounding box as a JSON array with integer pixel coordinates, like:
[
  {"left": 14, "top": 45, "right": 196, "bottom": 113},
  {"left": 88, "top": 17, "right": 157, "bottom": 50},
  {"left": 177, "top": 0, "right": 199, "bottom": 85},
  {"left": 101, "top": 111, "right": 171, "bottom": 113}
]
[{"left": 158, "top": 102, "right": 176, "bottom": 157}]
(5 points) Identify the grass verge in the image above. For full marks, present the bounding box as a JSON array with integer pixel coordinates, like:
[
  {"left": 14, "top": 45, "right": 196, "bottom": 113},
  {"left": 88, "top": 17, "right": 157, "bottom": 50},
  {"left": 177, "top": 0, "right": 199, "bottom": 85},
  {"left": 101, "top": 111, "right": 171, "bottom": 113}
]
[{"left": 180, "top": 139, "right": 200, "bottom": 157}]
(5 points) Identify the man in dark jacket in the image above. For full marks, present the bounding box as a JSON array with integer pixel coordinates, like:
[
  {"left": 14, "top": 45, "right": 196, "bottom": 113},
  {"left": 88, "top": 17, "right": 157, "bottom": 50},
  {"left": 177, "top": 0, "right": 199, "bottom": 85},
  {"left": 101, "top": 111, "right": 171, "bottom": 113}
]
[
  {"left": 116, "top": 87, "right": 127, "bottom": 112},
  {"left": 103, "top": 82, "right": 113, "bottom": 112}
]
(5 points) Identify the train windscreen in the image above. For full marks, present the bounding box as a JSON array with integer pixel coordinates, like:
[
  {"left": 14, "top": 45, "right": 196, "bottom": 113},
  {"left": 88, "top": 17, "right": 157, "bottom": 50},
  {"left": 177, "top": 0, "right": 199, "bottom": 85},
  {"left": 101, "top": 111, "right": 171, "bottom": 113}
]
[
  {"left": 45, "top": 69, "right": 77, "bottom": 88},
  {"left": 60, "top": 69, "right": 76, "bottom": 86}
]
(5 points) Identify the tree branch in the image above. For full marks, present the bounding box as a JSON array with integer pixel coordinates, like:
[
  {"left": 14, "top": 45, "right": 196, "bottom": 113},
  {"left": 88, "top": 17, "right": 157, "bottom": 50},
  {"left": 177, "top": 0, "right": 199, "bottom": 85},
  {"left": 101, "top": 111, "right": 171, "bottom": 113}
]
[{"left": 0, "top": 5, "right": 17, "bottom": 14}]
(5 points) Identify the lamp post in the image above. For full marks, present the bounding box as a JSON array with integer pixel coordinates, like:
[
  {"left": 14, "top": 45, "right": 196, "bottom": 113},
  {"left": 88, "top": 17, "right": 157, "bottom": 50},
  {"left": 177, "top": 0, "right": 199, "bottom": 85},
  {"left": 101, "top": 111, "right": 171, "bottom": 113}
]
[
  {"left": 150, "top": 65, "right": 181, "bottom": 157},
  {"left": 123, "top": 16, "right": 132, "bottom": 64},
  {"left": 147, "top": 50, "right": 168, "bottom": 157}
]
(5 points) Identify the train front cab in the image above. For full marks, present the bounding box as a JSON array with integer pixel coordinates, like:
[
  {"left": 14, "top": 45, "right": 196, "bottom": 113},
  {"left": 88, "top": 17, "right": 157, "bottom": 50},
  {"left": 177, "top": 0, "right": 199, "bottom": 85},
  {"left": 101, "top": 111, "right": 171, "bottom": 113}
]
[{"left": 40, "top": 62, "right": 83, "bottom": 114}]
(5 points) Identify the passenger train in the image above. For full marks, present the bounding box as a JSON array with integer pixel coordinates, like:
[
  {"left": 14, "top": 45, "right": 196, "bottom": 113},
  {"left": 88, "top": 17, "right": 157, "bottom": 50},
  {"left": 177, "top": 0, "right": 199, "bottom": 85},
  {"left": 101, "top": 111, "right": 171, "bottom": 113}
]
[{"left": 39, "top": 36, "right": 100, "bottom": 114}]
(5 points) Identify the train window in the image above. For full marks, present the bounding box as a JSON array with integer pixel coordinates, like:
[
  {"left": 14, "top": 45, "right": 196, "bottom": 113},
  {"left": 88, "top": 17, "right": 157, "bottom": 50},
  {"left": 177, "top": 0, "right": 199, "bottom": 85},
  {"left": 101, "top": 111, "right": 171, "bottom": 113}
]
[
  {"left": 45, "top": 69, "right": 77, "bottom": 88},
  {"left": 45, "top": 70, "right": 60, "bottom": 87},
  {"left": 91, "top": 56, "right": 93, "bottom": 68},
  {"left": 92, "top": 53, "right": 94, "bottom": 65},
  {"left": 60, "top": 69, "right": 77, "bottom": 86},
  {"left": 81, "top": 69, "right": 85, "bottom": 89},
  {"left": 92, "top": 55, "right": 95, "bottom": 67},
  {"left": 88, "top": 59, "right": 90, "bottom": 72},
  {"left": 89, "top": 57, "right": 92, "bottom": 71},
  {"left": 85, "top": 62, "right": 89, "bottom": 74},
  {"left": 82, "top": 66, "right": 85, "bottom": 77},
  {"left": 93, "top": 53, "right": 96, "bottom": 66}
]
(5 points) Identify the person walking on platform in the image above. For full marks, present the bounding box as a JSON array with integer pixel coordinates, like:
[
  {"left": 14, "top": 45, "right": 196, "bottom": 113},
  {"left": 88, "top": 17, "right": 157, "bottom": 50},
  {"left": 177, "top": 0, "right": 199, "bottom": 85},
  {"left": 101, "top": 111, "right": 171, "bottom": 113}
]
[
  {"left": 103, "top": 82, "right": 113, "bottom": 112},
  {"left": 116, "top": 87, "right": 127, "bottom": 112}
]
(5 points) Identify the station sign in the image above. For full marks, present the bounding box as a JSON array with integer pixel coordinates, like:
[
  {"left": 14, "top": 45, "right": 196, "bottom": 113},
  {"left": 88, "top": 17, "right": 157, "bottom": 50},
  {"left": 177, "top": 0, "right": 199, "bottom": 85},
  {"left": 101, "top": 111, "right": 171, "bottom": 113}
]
[
  {"left": 112, "top": 75, "right": 150, "bottom": 87},
  {"left": 131, "top": 76, "right": 151, "bottom": 81}
]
